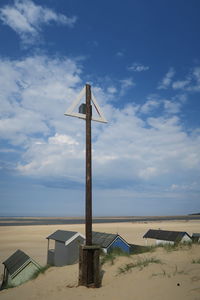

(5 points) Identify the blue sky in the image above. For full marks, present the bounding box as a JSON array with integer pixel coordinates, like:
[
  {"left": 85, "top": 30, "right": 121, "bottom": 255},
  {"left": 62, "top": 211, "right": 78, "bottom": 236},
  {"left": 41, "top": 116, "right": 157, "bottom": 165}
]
[{"left": 0, "top": 0, "right": 200, "bottom": 216}]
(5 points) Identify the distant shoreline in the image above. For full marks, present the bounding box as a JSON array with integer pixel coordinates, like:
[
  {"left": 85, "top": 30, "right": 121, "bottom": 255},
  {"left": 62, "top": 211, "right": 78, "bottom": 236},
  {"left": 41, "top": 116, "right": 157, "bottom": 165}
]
[{"left": 0, "top": 215, "right": 200, "bottom": 226}]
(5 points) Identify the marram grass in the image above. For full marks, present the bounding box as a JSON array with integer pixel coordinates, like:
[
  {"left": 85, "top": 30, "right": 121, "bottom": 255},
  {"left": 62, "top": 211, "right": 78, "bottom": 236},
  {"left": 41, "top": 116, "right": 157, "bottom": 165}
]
[
  {"left": 118, "top": 257, "right": 162, "bottom": 274},
  {"left": 101, "top": 248, "right": 130, "bottom": 265}
]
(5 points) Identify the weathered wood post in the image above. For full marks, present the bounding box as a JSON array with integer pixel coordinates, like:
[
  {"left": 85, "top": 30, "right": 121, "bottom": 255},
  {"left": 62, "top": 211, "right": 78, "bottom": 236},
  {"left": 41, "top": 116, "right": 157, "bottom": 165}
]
[
  {"left": 79, "top": 84, "right": 100, "bottom": 287},
  {"left": 85, "top": 84, "right": 92, "bottom": 247},
  {"left": 64, "top": 83, "right": 107, "bottom": 288}
]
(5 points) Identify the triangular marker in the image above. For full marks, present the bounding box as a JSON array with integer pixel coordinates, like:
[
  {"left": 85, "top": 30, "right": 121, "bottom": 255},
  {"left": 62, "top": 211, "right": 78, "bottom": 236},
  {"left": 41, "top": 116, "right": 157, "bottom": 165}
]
[{"left": 64, "top": 86, "right": 108, "bottom": 123}]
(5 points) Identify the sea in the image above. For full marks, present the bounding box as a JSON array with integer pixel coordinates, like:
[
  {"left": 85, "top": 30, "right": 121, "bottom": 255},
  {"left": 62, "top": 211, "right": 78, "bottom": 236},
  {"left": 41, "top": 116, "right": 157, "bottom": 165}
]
[{"left": 0, "top": 215, "right": 199, "bottom": 226}]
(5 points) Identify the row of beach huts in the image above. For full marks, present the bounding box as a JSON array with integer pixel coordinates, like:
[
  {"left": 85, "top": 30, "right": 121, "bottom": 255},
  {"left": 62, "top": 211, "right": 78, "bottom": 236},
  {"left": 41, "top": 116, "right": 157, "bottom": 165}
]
[{"left": 1, "top": 229, "right": 200, "bottom": 289}]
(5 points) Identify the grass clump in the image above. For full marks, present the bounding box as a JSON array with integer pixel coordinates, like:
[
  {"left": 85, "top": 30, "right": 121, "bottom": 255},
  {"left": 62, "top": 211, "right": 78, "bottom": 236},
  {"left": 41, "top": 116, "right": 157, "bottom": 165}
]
[
  {"left": 131, "top": 245, "right": 156, "bottom": 255},
  {"left": 157, "top": 243, "right": 179, "bottom": 252},
  {"left": 1, "top": 265, "right": 51, "bottom": 290},
  {"left": 101, "top": 248, "right": 130, "bottom": 265},
  {"left": 118, "top": 257, "right": 162, "bottom": 274},
  {"left": 152, "top": 269, "right": 171, "bottom": 278},
  {"left": 192, "top": 258, "right": 200, "bottom": 264},
  {"left": 152, "top": 265, "right": 188, "bottom": 278},
  {"left": 158, "top": 241, "right": 192, "bottom": 252},
  {"left": 101, "top": 252, "right": 116, "bottom": 265},
  {"left": 32, "top": 265, "right": 51, "bottom": 279},
  {"left": 131, "top": 241, "right": 193, "bottom": 255},
  {"left": 172, "top": 265, "right": 187, "bottom": 275}
]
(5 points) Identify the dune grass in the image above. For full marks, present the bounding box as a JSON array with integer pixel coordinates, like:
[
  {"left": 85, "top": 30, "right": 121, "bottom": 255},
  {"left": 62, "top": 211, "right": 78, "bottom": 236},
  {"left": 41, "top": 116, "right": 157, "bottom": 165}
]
[
  {"left": 152, "top": 266, "right": 187, "bottom": 278},
  {"left": 31, "top": 265, "right": 51, "bottom": 279},
  {"left": 1, "top": 265, "right": 51, "bottom": 290},
  {"left": 147, "top": 241, "right": 193, "bottom": 252},
  {"left": 118, "top": 257, "right": 162, "bottom": 274},
  {"left": 101, "top": 248, "right": 130, "bottom": 265},
  {"left": 192, "top": 258, "right": 200, "bottom": 264},
  {"left": 130, "top": 245, "right": 156, "bottom": 255}
]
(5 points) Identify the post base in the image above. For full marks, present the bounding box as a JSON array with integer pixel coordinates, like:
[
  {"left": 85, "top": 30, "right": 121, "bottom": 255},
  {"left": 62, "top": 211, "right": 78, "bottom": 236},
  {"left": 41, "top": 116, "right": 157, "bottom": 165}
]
[{"left": 79, "top": 245, "right": 101, "bottom": 288}]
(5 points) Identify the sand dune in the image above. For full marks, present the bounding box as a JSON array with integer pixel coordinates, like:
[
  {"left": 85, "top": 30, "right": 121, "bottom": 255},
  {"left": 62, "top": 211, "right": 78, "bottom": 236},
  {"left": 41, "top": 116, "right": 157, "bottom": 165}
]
[
  {"left": 0, "top": 220, "right": 200, "bottom": 299},
  {"left": 0, "top": 245, "right": 200, "bottom": 300}
]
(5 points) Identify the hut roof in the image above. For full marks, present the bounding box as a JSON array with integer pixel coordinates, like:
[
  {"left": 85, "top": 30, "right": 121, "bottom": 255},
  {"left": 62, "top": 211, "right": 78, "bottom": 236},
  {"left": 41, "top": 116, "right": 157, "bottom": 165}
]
[
  {"left": 3, "top": 250, "right": 31, "bottom": 277},
  {"left": 92, "top": 231, "right": 126, "bottom": 248},
  {"left": 143, "top": 229, "right": 191, "bottom": 242},
  {"left": 47, "top": 230, "right": 78, "bottom": 242},
  {"left": 47, "top": 230, "right": 129, "bottom": 249},
  {"left": 47, "top": 230, "right": 84, "bottom": 245}
]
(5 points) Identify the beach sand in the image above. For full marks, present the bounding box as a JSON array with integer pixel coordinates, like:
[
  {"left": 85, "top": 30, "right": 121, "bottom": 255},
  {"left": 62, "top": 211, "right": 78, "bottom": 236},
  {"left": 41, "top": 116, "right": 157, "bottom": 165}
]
[{"left": 0, "top": 220, "right": 200, "bottom": 300}]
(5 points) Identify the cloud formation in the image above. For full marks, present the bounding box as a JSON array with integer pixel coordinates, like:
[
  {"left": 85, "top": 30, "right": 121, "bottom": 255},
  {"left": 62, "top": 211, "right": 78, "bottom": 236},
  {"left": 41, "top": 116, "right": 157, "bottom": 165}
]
[
  {"left": 158, "top": 67, "right": 175, "bottom": 89},
  {"left": 128, "top": 62, "right": 149, "bottom": 72},
  {"left": 0, "top": 54, "right": 199, "bottom": 204},
  {"left": 0, "top": 0, "right": 77, "bottom": 45},
  {"left": 172, "top": 67, "right": 200, "bottom": 92},
  {"left": 119, "top": 77, "right": 135, "bottom": 96},
  {"left": 140, "top": 96, "right": 160, "bottom": 114}
]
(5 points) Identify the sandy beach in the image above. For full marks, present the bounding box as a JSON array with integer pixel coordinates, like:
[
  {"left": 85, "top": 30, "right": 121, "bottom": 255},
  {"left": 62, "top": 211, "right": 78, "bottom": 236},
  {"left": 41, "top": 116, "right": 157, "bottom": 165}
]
[{"left": 0, "top": 220, "right": 200, "bottom": 299}]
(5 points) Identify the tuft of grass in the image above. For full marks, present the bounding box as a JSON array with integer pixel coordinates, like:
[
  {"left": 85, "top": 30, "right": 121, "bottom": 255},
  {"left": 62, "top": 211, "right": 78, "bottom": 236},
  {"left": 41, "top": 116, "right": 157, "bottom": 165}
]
[
  {"left": 101, "top": 252, "right": 116, "bottom": 265},
  {"left": 118, "top": 257, "right": 162, "bottom": 274},
  {"left": 158, "top": 243, "right": 178, "bottom": 252},
  {"left": 158, "top": 241, "right": 192, "bottom": 252},
  {"left": 132, "top": 241, "right": 194, "bottom": 256},
  {"left": 178, "top": 241, "right": 192, "bottom": 250},
  {"left": 192, "top": 258, "right": 200, "bottom": 264},
  {"left": 31, "top": 265, "right": 51, "bottom": 279},
  {"left": 151, "top": 265, "right": 187, "bottom": 278},
  {"left": 101, "top": 248, "right": 130, "bottom": 266},
  {"left": 173, "top": 265, "right": 188, "bottom": 276},
  {"left": 131, "top": 245, "right": 156, "bottom": 255},
  {"left": 152, "top": 269, "right": 171, "bottom": 278},
  {"left": 1, "top": 265, "right": 51, "bottom": 290}
]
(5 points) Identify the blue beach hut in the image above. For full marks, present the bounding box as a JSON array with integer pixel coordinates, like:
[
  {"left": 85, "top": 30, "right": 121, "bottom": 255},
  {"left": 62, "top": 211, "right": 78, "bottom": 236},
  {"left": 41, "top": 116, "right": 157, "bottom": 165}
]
[{"left": 92, "top": 231, "right": 130, "bottom": 254}]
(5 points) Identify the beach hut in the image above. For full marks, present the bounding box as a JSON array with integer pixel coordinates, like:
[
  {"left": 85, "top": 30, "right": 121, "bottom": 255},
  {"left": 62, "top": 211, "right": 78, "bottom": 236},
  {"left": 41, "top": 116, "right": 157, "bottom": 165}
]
[
  {"left": 191, "top": 233, "right": 200, "bottom": 243},
  {"left": 1, "top": 249, "right": 41, "bottom": 289},
  {"left": 143, "top": 229, "right": 192, "bottom": 245},
  {"left": 46, "top": 230, "right": 85, "bottom": 266},
  {"left": 92, "top": 231, "right": 130, "bottom": 253}
]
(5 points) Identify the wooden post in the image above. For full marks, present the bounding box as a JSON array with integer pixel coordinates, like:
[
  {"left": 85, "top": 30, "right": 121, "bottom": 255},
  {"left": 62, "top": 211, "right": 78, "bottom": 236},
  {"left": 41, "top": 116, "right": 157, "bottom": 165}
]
[
  {"left": 78, "top": 84, "right": 101, "bottom": 288},
  {"left": 79, "top": 245, "right": 101, "bottom": 288},
  {"left": 85, "top": 83, "right": 92, "bottom": 246}
]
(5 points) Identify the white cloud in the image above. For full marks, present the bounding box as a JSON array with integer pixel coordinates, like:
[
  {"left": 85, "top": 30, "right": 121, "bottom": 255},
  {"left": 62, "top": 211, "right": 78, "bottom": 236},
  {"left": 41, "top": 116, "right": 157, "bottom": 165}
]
[
  {"left": 163, "top": 100, "right": 181, "bottom": 114},
  {"left": 128, "top": 63, "right": 149, "bottom": 72},
  {"left": 0, "top": 0, "right": 77, "bottom": 45},
  {"left": 140, "top": 96, "right": 181, "bottom": 115},
  {"left": 49, "top": 133, "right": 79, "bottom": 145},
  {"left": 172, "top": 80, "right": 190, "bottom": 90},
  {"left": 116, "top": 51, "right": 124, "bottom": 57},
  {"left": 0, "top": 54, "right": 200, "bottom": 202},
  {"left": 119, "top": 77, "right": 135, "bottom": 96},
  {"left": 170, "top": 182, "right": 199, "bottom": 192},
  {"left": 0, "top": 55, "right": 82, "bottom": 145},
  {"left": 140, "top": 98, "right": 160, "bottom": 114},
  {"left": 184, "top": 67, "right": 200, "bottom": 92},
  {"left": 107, "top": 86, "right": 117, "bottom": 94},
  {"left": 193, "top": 67, "right": 200, "bottom": 83},
  {"left": 139, "top": 167, "right": 158, "bottom": 180},
  {"left": 158, "top": 67, "right": 175, "bottom": 89},
  {"left": 17, "top": 132, "right": 84, "bottom": 180},
  {"left": 170, "top": 67, "right": 200, "bottom": 92}
]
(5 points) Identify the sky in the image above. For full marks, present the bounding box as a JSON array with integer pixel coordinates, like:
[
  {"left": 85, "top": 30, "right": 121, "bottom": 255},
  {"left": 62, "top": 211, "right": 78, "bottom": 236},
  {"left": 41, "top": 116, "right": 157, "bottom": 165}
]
[{"left": 0, "top": 0, "right": 200, "bottom": 217}]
